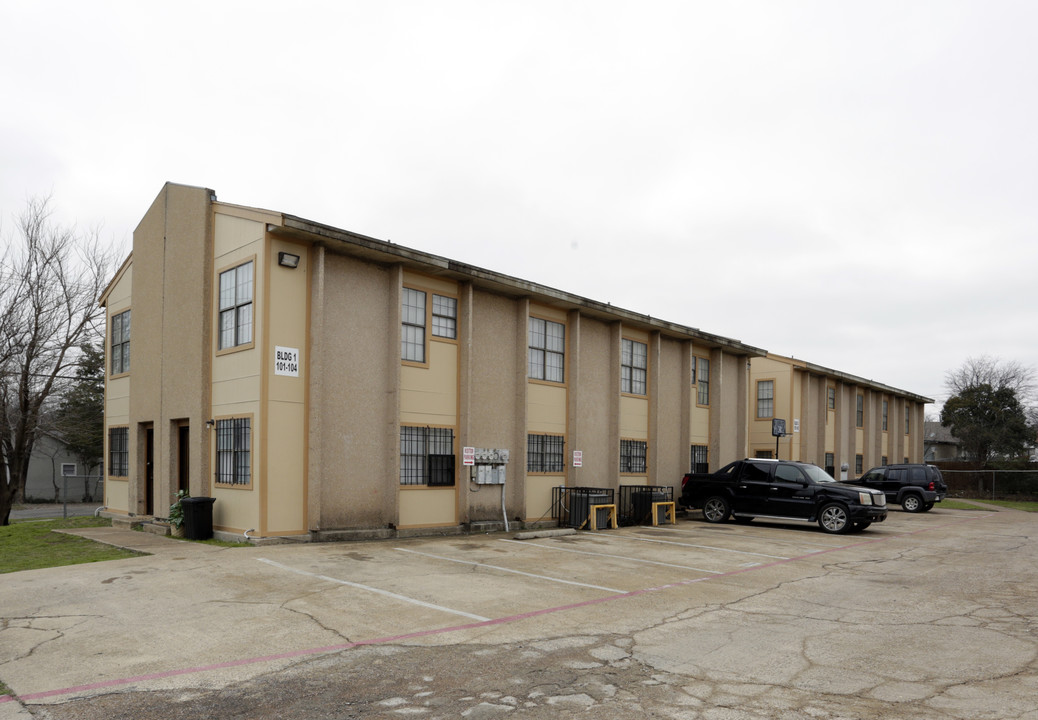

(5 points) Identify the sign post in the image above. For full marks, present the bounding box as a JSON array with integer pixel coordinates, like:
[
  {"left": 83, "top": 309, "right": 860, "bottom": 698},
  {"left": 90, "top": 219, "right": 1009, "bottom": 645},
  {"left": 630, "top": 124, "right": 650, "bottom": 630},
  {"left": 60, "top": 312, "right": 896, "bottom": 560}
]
[{"left": 772, "top": 418, "right": 786, "bottom": 459}]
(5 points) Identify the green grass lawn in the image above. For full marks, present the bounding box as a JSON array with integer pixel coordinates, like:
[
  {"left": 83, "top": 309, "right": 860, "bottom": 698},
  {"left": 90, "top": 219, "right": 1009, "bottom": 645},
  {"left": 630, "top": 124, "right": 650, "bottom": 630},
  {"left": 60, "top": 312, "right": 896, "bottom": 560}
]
[
  {"left": 941, "top": 498, "right": 1038, "bottom": 512},
  {"left": 0, "top": 516, "right": 143, "bottom": 574}
]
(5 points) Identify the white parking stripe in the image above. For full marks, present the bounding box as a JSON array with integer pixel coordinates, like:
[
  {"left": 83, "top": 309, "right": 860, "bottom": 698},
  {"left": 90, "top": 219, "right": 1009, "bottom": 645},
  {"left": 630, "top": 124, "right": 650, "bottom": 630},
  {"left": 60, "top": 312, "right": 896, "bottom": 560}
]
[
  {"left": 258, "top": 558, "right": 490, "bottom": 622},
  {"left": 619, "top": 534, "right": 790, "bottom": 559},
  {"left": 499, "top": 538, "right": 723, "bottom": 574},
  {"left": 395, "top": 547, "right": 626, "bottom": 593},
  {"left": 643, "top": 524, "right": 845, "bottom": 549}
]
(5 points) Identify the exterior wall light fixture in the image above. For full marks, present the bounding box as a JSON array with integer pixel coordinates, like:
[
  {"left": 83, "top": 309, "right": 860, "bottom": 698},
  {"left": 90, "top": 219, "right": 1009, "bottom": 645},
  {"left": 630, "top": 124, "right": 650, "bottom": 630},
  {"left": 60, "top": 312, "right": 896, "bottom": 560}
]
[{"left": 278, "top": 252, "right": 300, "bottom": 269}]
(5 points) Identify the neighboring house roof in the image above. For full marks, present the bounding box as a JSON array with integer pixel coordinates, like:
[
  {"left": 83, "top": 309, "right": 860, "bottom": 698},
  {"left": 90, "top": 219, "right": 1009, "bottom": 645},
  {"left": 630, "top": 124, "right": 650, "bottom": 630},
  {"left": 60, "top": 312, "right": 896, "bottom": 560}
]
[{"left": 924, "top": 421, "right": 961, "bottom": 446}]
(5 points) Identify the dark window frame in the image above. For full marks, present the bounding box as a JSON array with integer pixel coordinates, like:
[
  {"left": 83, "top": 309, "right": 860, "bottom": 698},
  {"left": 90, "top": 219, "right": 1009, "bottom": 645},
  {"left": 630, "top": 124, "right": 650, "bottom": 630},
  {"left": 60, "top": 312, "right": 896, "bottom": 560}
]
[
  {"left": 620, "top": 439, "right": 647, "bottom": 474},
  {"left": 528, "top": 316, "right": 565, "bottom": 383},
  {"left": 218, "top": 261, "right": 254, "bottom": 351},
  {"left": 110, "top": 310, "right": 130, "bottom": 375},
  {"left": 400, "top": 426, "right": 456, "bottom": 486},
  {"left": 108, "top": 427, "right": 128, "bottom": 477},
  {"left": 215, "top": 418, "right": 251, "bottom": 486},
  {"left": 621, "top": 338, "right": 647, "bottom": 396},
  {"left": 527, "top": 434, "right": 565, "bottom": 473}
]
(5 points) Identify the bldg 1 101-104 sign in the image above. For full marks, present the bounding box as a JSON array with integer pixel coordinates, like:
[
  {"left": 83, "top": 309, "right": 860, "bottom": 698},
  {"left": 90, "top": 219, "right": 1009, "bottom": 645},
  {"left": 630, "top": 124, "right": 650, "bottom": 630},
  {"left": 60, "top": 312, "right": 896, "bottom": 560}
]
[{"left": 275, "top": 346, "right": 300, "bottom": 377}]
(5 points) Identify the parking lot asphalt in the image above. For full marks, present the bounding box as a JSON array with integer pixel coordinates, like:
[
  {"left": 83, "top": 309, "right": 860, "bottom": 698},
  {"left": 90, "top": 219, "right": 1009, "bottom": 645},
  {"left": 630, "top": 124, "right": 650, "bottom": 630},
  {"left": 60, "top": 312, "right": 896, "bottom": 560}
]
[{"left": 2, "top": 506, "right": 1037, "bottom": 719}]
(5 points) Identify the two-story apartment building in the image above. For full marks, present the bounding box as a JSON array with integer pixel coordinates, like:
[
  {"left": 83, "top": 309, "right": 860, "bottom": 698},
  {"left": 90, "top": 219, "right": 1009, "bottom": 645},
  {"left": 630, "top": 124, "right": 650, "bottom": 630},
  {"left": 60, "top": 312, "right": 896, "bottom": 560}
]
[
  {"left": 749, "top": 354, "right": 931, "bottom": 478},
  {"left": 100, "top": 183, "right": 767, "bottom": 540}
]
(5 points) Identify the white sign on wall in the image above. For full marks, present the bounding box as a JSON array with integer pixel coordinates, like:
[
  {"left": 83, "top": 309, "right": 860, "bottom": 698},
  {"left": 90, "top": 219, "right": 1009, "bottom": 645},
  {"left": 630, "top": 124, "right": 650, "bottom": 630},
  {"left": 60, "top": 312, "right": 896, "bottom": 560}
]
[
  {"left": 573, "top": 450, "right": 583, "bottom": 467},
  {"left": 274, "top": 346, "right": 300, "bottom": 377}
]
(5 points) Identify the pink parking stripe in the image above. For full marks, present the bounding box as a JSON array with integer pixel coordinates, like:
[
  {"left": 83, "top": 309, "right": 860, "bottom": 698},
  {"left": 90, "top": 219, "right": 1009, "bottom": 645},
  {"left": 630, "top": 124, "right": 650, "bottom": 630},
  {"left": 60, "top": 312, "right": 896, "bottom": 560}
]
[{"left": 1, "top": 512, "right": 993, "bottom": 705}]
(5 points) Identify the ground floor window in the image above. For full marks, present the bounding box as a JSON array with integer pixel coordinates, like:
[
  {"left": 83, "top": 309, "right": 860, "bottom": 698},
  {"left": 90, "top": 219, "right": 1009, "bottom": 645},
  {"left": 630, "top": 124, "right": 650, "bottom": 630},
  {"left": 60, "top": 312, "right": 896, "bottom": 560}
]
[
  {"left": 824, "top": 453, "right": 835, "bottom": 477},
  {"left": 855, "top": 454, "right": 864, "bottom": 474},
  {"left": 620, "top": 439, "right": 647, "bottom": 474},
  {"left": 108, "top": 428, "right": 128, "bottom": 476},
  {"left": 690, "top": 444, "right": 709, "bottom": 474},
  {"left": 400, "top": 426, "right": 455, "bottom": 486},
  {"left": 527, "top": 434, "right": 564, "bottom": 473},
  {"left": 216, "top": 418, "right": 251, "bottom": 486}
]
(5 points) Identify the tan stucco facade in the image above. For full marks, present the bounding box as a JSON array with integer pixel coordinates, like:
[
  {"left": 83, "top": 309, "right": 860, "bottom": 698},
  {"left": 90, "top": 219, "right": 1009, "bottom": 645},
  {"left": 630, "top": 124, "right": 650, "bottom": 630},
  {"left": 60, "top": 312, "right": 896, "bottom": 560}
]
[
  {"left": 748, "top": 354, "right": 930, "bottom": 477},
  {"left": 101, "top": 183, "right": 930, "bottom": 540}
]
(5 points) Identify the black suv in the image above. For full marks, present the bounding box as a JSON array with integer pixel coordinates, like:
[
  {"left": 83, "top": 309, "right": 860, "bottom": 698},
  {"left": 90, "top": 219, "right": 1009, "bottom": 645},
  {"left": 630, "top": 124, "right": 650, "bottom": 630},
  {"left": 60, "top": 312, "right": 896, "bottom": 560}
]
[{"left": 848, "top": 464, "right": 947, "bottom": 512}]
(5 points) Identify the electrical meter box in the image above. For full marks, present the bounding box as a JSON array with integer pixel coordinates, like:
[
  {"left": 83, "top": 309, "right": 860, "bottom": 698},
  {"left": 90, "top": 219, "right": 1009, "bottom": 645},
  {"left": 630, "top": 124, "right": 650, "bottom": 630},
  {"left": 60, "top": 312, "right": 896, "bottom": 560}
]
[{"left": 471, "top": 448, "right": 509, "bottom": 485}]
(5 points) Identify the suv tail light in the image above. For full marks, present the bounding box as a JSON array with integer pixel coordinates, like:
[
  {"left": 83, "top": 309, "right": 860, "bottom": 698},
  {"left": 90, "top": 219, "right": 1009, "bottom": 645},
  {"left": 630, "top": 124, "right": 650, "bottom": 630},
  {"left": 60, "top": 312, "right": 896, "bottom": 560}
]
[
  {"left": 681, "top": 474, "right": 691, "bottom": 489},
  {"left": 927, "top": 481, "right": 935, "bottom": 491}
]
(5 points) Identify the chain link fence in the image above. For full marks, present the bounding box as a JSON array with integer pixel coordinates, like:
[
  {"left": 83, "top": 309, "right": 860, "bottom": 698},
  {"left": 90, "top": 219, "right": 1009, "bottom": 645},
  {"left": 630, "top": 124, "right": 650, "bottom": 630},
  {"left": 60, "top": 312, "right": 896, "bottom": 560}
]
[{"left": 937, "top": 464, "right": 1038, "bottom": 501}]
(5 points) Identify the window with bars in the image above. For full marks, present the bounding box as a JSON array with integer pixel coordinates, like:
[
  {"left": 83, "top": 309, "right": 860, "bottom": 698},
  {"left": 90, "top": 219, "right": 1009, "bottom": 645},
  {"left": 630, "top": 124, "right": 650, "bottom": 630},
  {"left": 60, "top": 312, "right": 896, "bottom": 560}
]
[
  {"left": 111, "top": 310, "right": 130, "bottom": 375},
  {"left": 400, "top": 426, "right": 455, "bottom": 486},
  {"left": 216, "top": 418, "right": 251, "bottom": 485},
  {"left": 527, "top": 434, "right": 565, "bottom": 473},
  {"left": 856, "top": 394, "right": 864, "bottom": 428},
  {"left": 756, "top": 380, "right": 774, "bottom": 418},
  {"left": 697, "top": 357, "right": 710, "bottom": 405},
  {"left": 691, "top": 444, "right": 709, "bottom": 474},
  {"left": 218, "top": 261, "right": 254, "bottom": 350},
  {"left": 108, "top": 427, "right": 128, "bottom": 477},
  {"left": 855, "top": 454, "right": 864, "bottom": 474},
  {"left": 824, "top": 452, "right": 835, "bottom": 477},
  {"left": 620, "top": 439, "right": 647, "bottom": 474},
  {"left": 621, "top": 339, "right": 647, "bottom": 395},
  {"left": 882, "top": 455, "right": 888, "bottom": 466},
  {"left": 432, "top": 294, "right": 457, "bottom": 339},
  {"left": 528, "top": 317, "right": 565, "bottom": 383},
  {"left": 402, "top": 287, "right": 426, "bottom": 362}
]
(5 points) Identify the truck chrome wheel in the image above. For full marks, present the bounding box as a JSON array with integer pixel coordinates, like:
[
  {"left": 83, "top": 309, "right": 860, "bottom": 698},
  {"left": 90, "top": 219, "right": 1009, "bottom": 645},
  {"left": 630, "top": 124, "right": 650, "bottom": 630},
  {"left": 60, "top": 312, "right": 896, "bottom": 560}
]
[
  {"left": 702, "top": 496, "right": 730, "bottom": 523},
  {"left": 818, "top": 503, "right": 849, "bottom": 533}
]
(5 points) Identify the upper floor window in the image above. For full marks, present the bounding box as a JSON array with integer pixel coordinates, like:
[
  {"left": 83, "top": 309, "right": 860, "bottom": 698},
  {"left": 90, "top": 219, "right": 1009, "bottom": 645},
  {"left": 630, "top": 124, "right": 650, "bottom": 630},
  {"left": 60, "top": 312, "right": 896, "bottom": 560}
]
[
  {"left": 905, "top": 406, "right": 910, "bottom": 434},
  {"left": 218, "top": 261, "right": 254, "bottom": 350},
  {"left": 108, "top": 427, "right": 128, "bottom": 477},
  {"left": 216, "top": 417, "right": 251, "bottom": 486},
  {"left": 432, "top": 294, "right": 457, "bottom": 339},
  {"left": 527, "top": 434, "right": 565, "bottom": 473},
  {"left": 697, "top": 357, "right": 710, "bottom": 405},
  {"left": 856, "top": 394, "right": 864, "bottom": 428},
  {"left": 756, "top": 380, "right": 774, "bottom": 418},
  {"left": 827, "top": 386, "right": 836, "bottom": 410},
  {"left": 882, "top": 400, "right": 889, "bottom": 431},
  {"left": 111, "top": 310, "right": 130, "bottom": 375},
  {"left": 620, "top": 439, "right": 647, "bottom": 474},
  {"left": 528, "top": 317, "right": 565, "bottom": 383},
  {"left": 400, "top": 426, "right": 455, "bottom": 486},
  {"left": 402, "top": 287, "right": 426, "bottom": 362},
  {"left": 622, "top": 338, "right": 647, "bottom": 395}
]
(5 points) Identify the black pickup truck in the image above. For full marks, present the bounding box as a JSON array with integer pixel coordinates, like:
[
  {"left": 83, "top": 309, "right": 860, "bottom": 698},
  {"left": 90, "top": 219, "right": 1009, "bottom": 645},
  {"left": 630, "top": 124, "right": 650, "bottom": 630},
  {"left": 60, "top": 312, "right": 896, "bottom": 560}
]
[{"left": 679, "top": 459, "right": 887, "bottom": 534}]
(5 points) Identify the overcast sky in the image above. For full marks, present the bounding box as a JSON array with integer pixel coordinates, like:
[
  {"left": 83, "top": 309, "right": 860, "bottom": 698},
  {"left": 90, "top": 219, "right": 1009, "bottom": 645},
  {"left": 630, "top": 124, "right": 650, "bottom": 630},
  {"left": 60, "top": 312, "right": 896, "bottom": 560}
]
[{"left": 3, "top": 0, "right": 1036, "bottom": 412}]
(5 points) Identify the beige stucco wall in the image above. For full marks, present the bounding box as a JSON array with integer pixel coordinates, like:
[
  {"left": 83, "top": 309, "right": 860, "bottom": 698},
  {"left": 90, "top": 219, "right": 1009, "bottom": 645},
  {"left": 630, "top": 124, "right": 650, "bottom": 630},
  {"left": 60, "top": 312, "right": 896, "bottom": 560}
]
[
  {"left": 103, "top": 264, "right": 132, "bottom": 514},
  {"left": 569, "top": 316, "right": 615, "bottom": 489},
  {"left": 124, "top": 184, "right": 212, "bottom": 519},
  {"left": 310, "top": 252, "right": 398, "bottom": 530}
]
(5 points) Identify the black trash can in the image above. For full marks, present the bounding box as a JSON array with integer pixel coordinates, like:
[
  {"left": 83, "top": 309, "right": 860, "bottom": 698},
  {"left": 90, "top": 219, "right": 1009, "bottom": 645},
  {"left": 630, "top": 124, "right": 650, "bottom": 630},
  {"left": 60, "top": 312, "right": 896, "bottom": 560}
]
[{"left": 180, "top": 496, "right": 216, "bottom": 540}]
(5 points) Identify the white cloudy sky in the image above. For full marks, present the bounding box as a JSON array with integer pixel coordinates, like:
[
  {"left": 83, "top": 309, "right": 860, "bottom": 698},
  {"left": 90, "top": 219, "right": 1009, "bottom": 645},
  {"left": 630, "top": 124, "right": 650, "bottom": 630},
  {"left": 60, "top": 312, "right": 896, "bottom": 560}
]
[{"left": 3, "top": 0, "right": 1037, "bottom": 412}]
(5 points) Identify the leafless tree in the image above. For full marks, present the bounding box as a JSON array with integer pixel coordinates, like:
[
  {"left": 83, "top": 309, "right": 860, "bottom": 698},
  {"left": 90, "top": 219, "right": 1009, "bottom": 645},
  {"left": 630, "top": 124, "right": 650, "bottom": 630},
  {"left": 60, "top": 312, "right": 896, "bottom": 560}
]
[
  {"left": 945, "top": 355, "right": 1037, "bottom": 405},
  {"left": 0, "top": 196, "right": 116, "bottom": 525}
]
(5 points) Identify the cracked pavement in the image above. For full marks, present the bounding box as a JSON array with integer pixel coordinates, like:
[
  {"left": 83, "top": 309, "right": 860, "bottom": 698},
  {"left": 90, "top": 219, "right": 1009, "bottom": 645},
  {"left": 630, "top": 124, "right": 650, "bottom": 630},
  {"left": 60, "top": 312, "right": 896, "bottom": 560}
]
[{"left": 2, "top": 506, "right": 1037, "bottom": 719}]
